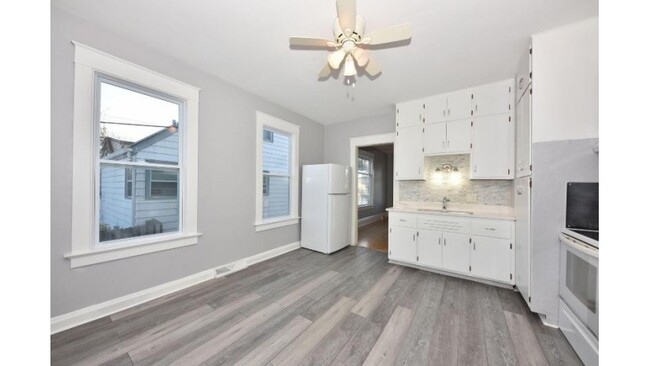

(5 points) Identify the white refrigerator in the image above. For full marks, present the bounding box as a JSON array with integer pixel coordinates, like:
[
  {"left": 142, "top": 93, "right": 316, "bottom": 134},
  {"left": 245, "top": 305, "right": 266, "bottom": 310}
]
[{"left": 301, "top": 164, "right": 351, "bottom": 254}]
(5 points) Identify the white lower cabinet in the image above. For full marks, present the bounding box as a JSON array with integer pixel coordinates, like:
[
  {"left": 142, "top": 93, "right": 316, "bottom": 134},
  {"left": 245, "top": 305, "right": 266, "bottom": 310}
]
[
  {"left": 470, "top": 236, "right": 513, "bottom": 283},
  {"left": 388, "top": 226, "right": 417, "bottom": 263},
  {"left": 417, "top": 229, "right": 443, "bottom": 268},
  {"left": 441, "top": 232, "right": 471, "bottom": 274},
  {"left": 389, "top": 212, "right": 515, "bottom": 285}
]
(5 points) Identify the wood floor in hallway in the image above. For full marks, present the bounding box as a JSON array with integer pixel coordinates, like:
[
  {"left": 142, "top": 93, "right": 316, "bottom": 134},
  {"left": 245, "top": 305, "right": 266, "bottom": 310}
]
[
  {"left": 357, "top": 219, "right": 388, "bottom": 253},
  {"left": 51, "top": 247, "right": 583, "bottom": 366}
]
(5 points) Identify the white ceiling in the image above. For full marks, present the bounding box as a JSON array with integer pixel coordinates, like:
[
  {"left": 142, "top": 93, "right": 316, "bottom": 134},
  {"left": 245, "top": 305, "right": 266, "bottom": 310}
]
[{"left": 53, "top": 0, "right": 598, "bottom": 125}]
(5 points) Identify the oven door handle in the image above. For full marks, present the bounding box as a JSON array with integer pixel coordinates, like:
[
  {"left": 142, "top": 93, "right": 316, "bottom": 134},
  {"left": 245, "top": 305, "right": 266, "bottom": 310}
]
[{"left": 560, "top": 234, "right": 599, "bottom": 259}]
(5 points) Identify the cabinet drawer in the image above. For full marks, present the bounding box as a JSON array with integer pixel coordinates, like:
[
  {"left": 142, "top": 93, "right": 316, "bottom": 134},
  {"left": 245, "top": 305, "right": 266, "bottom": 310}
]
[
  {"left": 470, "top": 220, "right": 512, "bottom": 239},
  {"left": 390, "top": 213, "right": 417, "bottom": 228},
  {"left": 418, "top": 216, "right": 469, "bottom": 233}
]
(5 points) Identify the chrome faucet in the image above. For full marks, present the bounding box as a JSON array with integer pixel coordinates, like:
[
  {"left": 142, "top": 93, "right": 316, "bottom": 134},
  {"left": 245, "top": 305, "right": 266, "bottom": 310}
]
[{"left": 442, "top": 196, "right": 450, "bottom": 210}]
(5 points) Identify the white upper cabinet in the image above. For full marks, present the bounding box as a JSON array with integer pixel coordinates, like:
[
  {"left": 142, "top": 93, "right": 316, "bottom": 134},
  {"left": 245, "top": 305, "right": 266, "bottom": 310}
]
[
  {"left": 471, "top": 79, "right": 514, "bottom": 118},
  {"left": 423, "top": 94, "right": 448, "bottom": 124},
  {"left": 516, "top": 83, "right": 532, "bottom": 177},
  {"left": 516, "top": 46, "right": 532, "bottom": 102},
  {"left": 395, "top": 125, "right": 424, "bottom": 180},
  {"left": 446, "top": 89, "right": 473, "bottom": 121},
  {"left": 471, "top": 114, "right": 513, "bottom": 179},
  {"left": 423, "top": 122, "right": 446, "bottom": 155},
  {"left": 445, "top": 119, "right": 472, "bottom": 154},
  {"left": 396, "top": 99, "right": 425, "bottom": 128}
]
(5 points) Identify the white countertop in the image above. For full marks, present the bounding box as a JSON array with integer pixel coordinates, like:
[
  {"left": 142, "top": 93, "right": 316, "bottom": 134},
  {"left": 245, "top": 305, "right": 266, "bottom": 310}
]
[{"left": 387, "top": 205, "right": 515, "bottom": 220}]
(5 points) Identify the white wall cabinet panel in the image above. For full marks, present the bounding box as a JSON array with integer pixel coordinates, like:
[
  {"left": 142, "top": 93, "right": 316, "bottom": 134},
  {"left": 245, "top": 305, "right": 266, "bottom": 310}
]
[
  {"left": 471, "top": 236, "right": 513, "bottom": 283},
  {"left": 424, "top": 94, "right": 448, "bottom": 124},
  {"left": 471, "top": 80, "right": 514, "bottom": 118},
  {"left": 516, "top": 85, "right": 532, "bottom": 177},
  {"left": 442, "top": 232, "right": 471, "bottom": 274},
  {"left": 423, "top": 122, "right": 446, "bottom": 155},
  {"left": 445, "top": 118, "right": 472, "bottom": 154},
  {"left": 395, "top": 125, "right": 424, "bottom": 180},
  {"left": 515, "top": 177, "right": 531, "bottom": 305},
  {"left": 516, "top": 46, "right": 532, "bottom": 102},
  {"left": 418, "top": 229, "right": 443, "bottom": 268},
  {"left": 396, "top": 99, "right": 425, "bottom": 128},
  {"left": 389, "top": 226, "right": 417, "bottom": 263},
  {"left": 471, "top": 114, "right": 513, "bottom": 179},
  {"left": 446, "top": 89, "right": 473, "bottom": 121}
]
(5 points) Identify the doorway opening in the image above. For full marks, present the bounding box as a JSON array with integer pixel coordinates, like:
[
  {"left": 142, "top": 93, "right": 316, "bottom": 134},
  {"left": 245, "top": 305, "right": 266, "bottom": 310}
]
[
  {"left": 356, "top": 144, "right": 394, "bottom": 252},
  {"left": 349, "top": 133, "right": 396, "bottom": 253}
]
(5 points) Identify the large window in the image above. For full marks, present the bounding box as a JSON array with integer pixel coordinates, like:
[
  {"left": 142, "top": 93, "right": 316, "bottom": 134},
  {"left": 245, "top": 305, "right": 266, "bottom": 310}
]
[
  {"left": 357, "top": 153, "right": 374, "bottom": 207},
  {"left": 255, "top": 112, "right": 300, "bottom": 231},
  {"left": 68, "top": 42, "right": 200, "bottom": 268}
]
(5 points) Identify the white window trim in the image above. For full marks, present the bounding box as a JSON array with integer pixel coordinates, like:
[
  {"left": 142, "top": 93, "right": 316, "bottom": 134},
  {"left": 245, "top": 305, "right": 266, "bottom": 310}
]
[
  {"left": 357, "top": 151, "right": 374, "bottom": 208},
  {"left": 255, "top": 112, "right": 300, "bottom": 232},
  {"left": 67, "top": 41, "right": 201, "bottom": 268}
]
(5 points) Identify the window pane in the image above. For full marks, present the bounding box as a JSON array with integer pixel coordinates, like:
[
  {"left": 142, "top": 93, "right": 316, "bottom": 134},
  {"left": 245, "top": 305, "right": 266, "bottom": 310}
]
[
  {"left": 263, "top": 175, "right": 290, "bottom": 219},
  {"left": 358, "top": 174, "right": 372, "bottom": 206},
  {"left": 99, "top": 81, "right": 180, "bottom": 166},
  {"left": 99, "top": 164, "right": 179, "bottom": 243},
  {"left": 358, "top": 158, "right": 371, "bottom": 174},
  {"left": 262, "top": 129, "right": 291, "bottom": 175}
]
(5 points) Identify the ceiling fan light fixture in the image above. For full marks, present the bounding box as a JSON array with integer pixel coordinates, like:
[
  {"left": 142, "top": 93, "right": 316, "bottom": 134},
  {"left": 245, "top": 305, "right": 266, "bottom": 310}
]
[{"left": 343, "top": 55, "right": 357, "bottom": 76}]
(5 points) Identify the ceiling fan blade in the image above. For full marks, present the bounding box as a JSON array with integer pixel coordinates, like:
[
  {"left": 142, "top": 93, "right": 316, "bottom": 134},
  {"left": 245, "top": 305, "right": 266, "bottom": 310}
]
[
  {"left": 343, "top": 54, "right": 357, "bottom": 76},
  {"left": 363, "top": 23, "right": 412, "bottom": 45},
  {"left": 318, "top": 63, "right": 332, "bottom": 78},
  {"left": 364, "top": 57, "right": 382, "bottom": 76},
  {"left": 336, "top": 0, "right": 357, "bottom": 32},
  {"left": 351, "top": 47, "right": 369, "bottom": 67},
  {"left": 328, "top": 49, "right": 347, "bottom": 69},
  {"left": 289, "top": 37, "right": 337, "bottom": 48}
]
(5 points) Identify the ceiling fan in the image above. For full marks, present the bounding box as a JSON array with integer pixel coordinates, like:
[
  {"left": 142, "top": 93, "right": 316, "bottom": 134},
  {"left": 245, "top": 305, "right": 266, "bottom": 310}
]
[{"left": 289, "top": 0, "right": 412, "bottom": 79}]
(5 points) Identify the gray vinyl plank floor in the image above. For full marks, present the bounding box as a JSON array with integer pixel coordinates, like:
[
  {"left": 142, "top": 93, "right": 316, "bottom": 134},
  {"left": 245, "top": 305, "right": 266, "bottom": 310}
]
[{"left": 51, "top": 246, "right": 583, "bottom": 366}]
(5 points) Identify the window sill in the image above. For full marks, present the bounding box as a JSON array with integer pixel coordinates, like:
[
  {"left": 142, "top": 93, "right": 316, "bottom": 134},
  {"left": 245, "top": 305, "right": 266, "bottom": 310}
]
[
  {"left": 358, "top": 204, "right": 375, "bottom": 209},
  {"left": 255, "top": 217, "right": 300, "bottom": 232},
  {"left": 65, "top": 232, "right": 202, "bottom": 268}
]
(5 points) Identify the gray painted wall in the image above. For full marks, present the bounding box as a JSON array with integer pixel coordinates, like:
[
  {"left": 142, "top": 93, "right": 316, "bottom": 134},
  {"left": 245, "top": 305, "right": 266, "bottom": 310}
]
[
  {"left": 323, "top": 113, "right": 396, "bottom": 166},
  {"left": 51, "top": 7, "right": 324, "bottom": 316},
  {"left": 357, "top": 147, "right": 389, "bottom": 220}
]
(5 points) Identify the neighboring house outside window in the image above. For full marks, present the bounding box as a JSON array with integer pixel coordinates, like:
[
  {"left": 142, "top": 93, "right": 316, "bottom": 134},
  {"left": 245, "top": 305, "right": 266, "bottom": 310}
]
[
  {"left": 357, "top": 152, "right": 374, "bottom": 207},
  {"left": 68, "top": 42, "right": 200, "bottom": 268},
  {"left": 255, "top": 112, "right": 300, "bottom": 232}
]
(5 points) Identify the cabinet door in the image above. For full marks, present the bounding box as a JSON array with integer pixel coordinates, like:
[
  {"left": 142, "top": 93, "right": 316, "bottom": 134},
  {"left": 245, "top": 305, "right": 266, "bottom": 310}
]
[
  {"left": 515, "top": 46, "right": 532, "bottom": 102},
  {"left": 515, "top": 86, "right": 532, "bottom": 177},
  {"left": 446, "top": 89, "right": 473, "bottom": 121},
  {"left": 472, "top": 80, "right": 513, "bottom": 117},
  {"left": 515, "top": 177, "right": 531, "bottom": 303},
  {"left": 423, "top": 94, "right": 448, "bottom": 124},
  {"left": 396, "top": 99, "right": 424, "bottom": 128},
  {"left": 423, "top": 122, "right": 446, "bottom": 155},
  {"left": 445, "top": 118, "right": 472, "bottom": 154},
  {"left": 389, "top": 226, "right": 417, "bottom": 263},
  {"left": 441, "top": 232, "right": 471, "bottom": 274},
  {"left": 395, "top": 125, "right": 424, "bottom": 180},
  {"left": 471, "top": 236, "right": 513, "bottom": 283},
  {"left": 471, "top": 114, "right": 513, "bottom": 179},
  {"left": 418, "top": 229, "right": 443, "bottom": 268}
]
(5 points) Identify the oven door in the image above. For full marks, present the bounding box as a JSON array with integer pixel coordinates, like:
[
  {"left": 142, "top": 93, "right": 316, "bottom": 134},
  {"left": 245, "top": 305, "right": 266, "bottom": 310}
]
[{"left": 559, "top": 233, "right": 599, "bottom": 338}]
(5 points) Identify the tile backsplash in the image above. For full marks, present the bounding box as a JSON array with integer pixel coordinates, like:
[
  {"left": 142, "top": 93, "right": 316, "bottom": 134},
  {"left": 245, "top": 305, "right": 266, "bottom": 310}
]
[{"left": 398, "top": 154, "right": 513, "bottom": 206}]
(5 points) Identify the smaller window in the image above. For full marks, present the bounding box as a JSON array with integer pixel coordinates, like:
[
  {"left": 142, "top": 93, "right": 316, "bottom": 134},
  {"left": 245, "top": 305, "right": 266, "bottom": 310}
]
[
  {"left": 146, "top": 170, "right": 178, "bottom": 199},
  {"left": 263, "top": 129, "right": 274, "bottom": 143},
  {"left": 124, "top": 168, "right": 133, "bottom": 199},
  {"left": 357, "top": 155, "right": 373, "bottom": 207}
]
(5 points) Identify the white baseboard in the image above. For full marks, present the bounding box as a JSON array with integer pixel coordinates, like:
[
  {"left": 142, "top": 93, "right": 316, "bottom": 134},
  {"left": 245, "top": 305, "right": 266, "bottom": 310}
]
[
  {"left": 51, "top": 241, "right": 300, "bottom": 334},
  {"left": 358, "top": 212, "right": 386, "bottom": 228}
]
